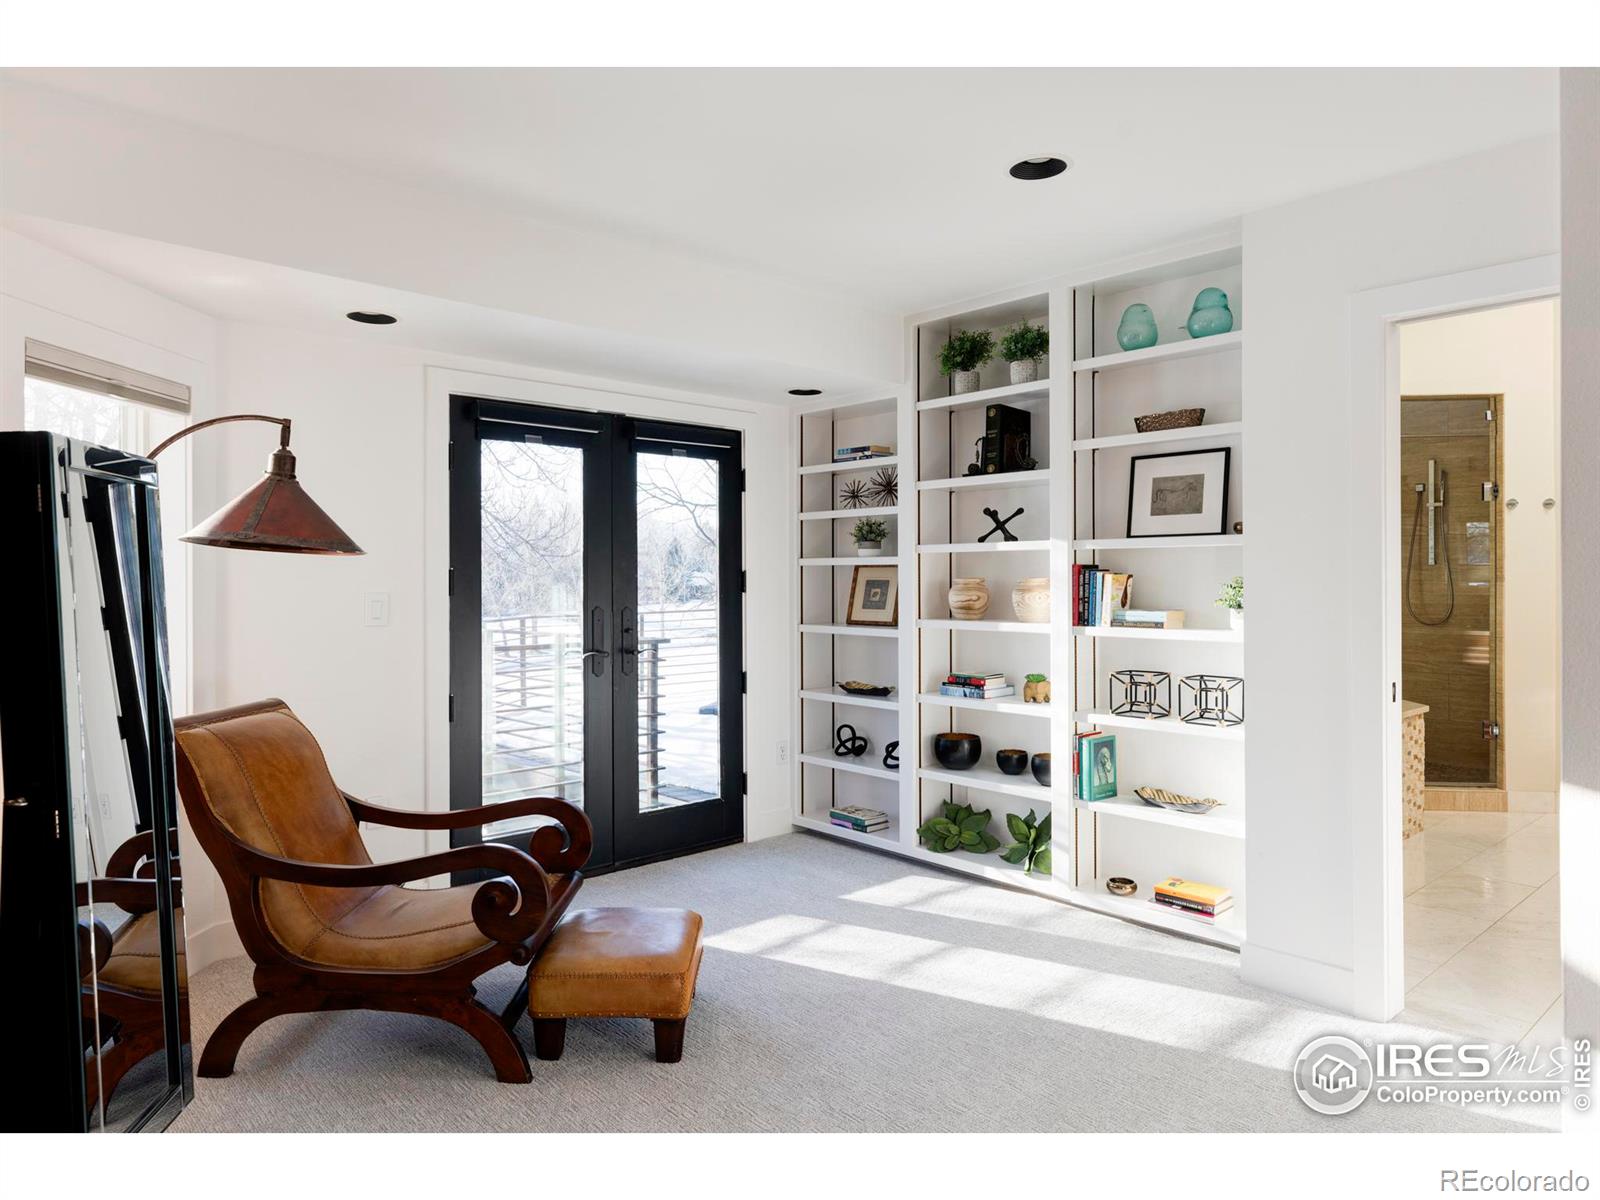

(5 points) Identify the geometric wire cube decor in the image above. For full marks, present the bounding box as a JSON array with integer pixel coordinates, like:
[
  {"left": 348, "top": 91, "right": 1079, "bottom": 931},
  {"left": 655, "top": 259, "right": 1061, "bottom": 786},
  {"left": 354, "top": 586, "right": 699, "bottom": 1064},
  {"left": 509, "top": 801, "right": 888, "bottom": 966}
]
[
  {"left": 1178, "top": 674, "right": 1244, "bottom": 727},
  {"left": 1110, "top": 669, "right": 1172, "bottom": 719}
]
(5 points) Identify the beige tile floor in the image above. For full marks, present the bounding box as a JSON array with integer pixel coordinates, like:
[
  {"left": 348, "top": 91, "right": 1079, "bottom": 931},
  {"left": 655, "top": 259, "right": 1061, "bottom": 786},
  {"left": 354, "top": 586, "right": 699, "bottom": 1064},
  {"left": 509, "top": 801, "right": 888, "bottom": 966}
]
[{"left": 1401, "top": 810, "right": 1561, "bottom": 1044}]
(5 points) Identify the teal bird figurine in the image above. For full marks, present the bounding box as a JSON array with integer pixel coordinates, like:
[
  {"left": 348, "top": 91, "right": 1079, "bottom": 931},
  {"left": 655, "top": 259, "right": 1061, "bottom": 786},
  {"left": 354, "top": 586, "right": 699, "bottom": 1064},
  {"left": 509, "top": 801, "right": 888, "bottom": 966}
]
[
  {"left": 1116, "top": 303, "right": 1158, "bottom": 351},
  {"left": 1186, "top": 287, "right": 1234, "bottom": 339}
]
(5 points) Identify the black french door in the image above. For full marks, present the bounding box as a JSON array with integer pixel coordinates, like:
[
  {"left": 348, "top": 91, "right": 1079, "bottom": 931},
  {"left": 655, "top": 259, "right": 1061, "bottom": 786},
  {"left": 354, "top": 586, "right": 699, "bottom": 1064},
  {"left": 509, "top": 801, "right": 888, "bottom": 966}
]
[{"left": 449, "top": 396, "right": 744, "bottom": 871}]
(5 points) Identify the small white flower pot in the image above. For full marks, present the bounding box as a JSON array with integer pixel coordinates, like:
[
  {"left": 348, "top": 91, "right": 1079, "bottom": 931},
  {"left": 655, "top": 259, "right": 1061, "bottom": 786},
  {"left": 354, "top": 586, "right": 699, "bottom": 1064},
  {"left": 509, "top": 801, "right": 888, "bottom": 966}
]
[
  {"left": 950, "top": 369, "right": 980, "bottom": 395},
  {"left": 856, "top": 541, "right": 882, "bottom": 557},
  {"left": 1009, "top": 359, "right": 1039, "bottom": 385},
  {"left": 1229, "top": 608, "right": 1244, "bottom": 632}
]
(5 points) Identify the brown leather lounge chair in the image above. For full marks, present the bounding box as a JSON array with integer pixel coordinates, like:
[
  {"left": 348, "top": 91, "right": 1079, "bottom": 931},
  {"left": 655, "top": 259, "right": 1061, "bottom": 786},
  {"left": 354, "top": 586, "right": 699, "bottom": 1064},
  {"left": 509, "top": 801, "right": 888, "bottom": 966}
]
[
  {"left": 78, "top": 831, "right": 187, "bottom": 1112},
  {"left": 172, "top": 698, "right": 591, "bottom": 1083}
]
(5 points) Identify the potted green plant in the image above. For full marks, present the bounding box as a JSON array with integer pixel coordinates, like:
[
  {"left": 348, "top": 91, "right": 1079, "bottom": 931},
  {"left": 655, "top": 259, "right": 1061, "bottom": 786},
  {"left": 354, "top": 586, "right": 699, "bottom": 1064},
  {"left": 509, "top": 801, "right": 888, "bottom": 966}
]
[
  {"left": 999, "top": 320, "right": 1050, "bottom": 385},
  {"left": 1216, "top": 575, "right": 1244, "bottom": 631},
  {"left": 852, "top": 516, "right": 889, "bottom": 557},
  {"left": 1000, "top": 809, "right": 1052, "bottom": 874},
  {"left": 939, "top": 329, "right": 995, "bottom": 396},
  {"left": 916, "top": 801, "right": 1001, "bottom": 855}
]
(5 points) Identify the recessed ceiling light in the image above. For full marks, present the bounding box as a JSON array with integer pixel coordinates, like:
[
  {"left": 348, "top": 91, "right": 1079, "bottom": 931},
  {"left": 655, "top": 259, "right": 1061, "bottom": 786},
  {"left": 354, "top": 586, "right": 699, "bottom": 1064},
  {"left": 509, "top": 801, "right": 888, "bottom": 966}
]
[
  {"left": 1009, "top": 156, "right": 1070, "bottom": 181},
  {"left": 346, "top": 311, "right": 398, "bottom": 325},
  {"left": 788, "top": 388, "right": 823, "bottom": 397}
]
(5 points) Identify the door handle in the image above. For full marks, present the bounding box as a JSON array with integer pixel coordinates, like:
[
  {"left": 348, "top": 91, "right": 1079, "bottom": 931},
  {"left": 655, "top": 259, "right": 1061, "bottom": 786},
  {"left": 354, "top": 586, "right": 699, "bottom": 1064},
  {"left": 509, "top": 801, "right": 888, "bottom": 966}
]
[
  {"left": 585, "top": 606, "right": 608, "bottom": 677},
  {"left": 618, "top": 606, "right": 637, "bottom": 678}
]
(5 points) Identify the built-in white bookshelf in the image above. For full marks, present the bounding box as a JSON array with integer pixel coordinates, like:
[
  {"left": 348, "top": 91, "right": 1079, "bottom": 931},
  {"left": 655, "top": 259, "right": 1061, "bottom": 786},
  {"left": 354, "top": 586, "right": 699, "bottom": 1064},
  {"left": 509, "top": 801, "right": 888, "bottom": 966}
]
[{"left": 790, "top": 238, "right": 1248, "bottom": 950}]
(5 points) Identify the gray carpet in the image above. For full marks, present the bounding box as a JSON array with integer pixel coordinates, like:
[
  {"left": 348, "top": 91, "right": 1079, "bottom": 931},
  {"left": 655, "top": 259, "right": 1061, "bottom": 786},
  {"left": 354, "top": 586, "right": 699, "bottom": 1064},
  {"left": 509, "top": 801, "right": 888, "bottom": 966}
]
[{"left": 172, "top": 833, "right": 1551, "bottom": 1132}]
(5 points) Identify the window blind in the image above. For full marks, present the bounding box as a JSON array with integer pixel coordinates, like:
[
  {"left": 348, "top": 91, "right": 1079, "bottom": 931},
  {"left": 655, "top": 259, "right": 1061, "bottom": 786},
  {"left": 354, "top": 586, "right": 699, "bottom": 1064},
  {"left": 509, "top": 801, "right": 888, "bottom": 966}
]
[{"left": 23, "top": 339, "right": 191, "bottom": 415}]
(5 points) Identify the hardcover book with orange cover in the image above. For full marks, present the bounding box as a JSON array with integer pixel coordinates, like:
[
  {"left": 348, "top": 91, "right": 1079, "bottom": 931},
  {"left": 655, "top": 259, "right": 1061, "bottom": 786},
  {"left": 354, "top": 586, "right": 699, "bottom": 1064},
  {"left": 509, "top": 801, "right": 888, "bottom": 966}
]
[{"left": 1153, "top": 876, "right": 1232, "bottom": 906}]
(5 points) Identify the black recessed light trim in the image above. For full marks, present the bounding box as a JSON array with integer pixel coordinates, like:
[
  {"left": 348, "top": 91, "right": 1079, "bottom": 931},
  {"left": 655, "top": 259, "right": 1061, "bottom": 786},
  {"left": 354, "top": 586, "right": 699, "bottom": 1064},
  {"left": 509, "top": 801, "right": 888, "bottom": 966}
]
[
  {"left": 1009, "top": 156, "right": 1069, "bottom": 181},
  {"left": 346, "top": 311, "right": 398, "bottom": 325},
  {"left": 788, "top": 388, "right": 823, "bottom": 397}
]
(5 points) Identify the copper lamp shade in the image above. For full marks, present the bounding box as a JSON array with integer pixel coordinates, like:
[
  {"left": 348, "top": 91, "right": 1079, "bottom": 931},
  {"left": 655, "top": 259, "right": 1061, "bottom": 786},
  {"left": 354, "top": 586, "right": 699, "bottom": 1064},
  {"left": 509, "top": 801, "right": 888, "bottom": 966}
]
[{"left": 148, "top": 415, "right": 363, "bottom": 555}]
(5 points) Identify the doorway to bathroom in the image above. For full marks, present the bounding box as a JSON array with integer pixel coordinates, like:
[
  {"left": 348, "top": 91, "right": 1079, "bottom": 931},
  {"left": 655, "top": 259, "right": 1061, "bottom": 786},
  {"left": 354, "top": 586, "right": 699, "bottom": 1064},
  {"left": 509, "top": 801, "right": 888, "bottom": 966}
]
[{"left": 1394, "top": 298, "right": 1561, "bottom": 1045}]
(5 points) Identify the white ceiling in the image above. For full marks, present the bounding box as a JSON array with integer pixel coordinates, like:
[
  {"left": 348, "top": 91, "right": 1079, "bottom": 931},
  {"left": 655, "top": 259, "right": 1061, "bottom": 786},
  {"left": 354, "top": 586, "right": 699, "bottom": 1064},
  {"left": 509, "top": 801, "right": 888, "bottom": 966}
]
[{"left": 3, "top": 68, "right": 1558, "bottom": 313}]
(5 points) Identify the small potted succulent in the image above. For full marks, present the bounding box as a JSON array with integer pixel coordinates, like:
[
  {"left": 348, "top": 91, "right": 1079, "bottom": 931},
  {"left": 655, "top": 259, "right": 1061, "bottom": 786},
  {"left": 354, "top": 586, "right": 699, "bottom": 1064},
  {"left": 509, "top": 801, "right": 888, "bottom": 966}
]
[
  {"left": 939, "top": 328, "right": 994, "bottom": 395},
  {"left": 852, "top": 516, "right": 889, "bottom": 557},
  {"left": 1023, "top": 673, "right": 1051, "bottom": 704},
  {"left": 999, "top": 320, "right": 1050, "bottom": 385},
  {"left": 1216, "top": 575, "right": 1244, "bottom": 631}
]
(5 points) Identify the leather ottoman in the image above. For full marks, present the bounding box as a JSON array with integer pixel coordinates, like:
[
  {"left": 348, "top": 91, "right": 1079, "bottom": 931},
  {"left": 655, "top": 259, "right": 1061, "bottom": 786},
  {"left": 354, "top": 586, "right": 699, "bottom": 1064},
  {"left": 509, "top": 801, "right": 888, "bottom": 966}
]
[{"left": 527, "top": 907, "right": 703, "bottom": 1064}]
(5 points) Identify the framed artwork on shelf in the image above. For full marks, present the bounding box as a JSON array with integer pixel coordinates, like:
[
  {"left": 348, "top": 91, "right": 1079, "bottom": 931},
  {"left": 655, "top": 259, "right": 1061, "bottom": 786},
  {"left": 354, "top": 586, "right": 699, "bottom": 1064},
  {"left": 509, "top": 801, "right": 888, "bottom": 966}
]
[
  {"left": 846, "top": 564, "right": 899, "bottom": 628},
  {"left": 1126, "top": 447, "right": 1231, "bottom": 537}
]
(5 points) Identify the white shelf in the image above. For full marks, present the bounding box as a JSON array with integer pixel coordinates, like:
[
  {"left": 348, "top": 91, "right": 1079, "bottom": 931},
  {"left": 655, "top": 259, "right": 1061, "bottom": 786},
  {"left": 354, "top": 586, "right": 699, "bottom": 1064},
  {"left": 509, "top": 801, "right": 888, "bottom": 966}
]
[
  {"left": 918, "top": 764, "right": 1053, "bottom": 802},
  {"left": 914, "top": 378, "right": 1050, "bottom": 414},
  {"left": 919, "top": 540, "right": 1051, "bottom": 555},
  {"left": 1073, "top": 421, "right": 1243, "bottom": 452},
  {"left": 1080, "top": 793, "right": 1246, "bottom": 839},
  {"left": 1073, "top": 625, "right": 1241, "bottom": 643},
  {"left": 799, "top": 686, "right": 898, "bottom": 711},
  {"left": 917, "top": 470, "right": 1050, "bottom": 492},
  {"left": 916, "top": 692, "right": 1050, "bottom": 717},
  {"left": 798, "top": 556, "right": 878, "bottom": 567},
  {"left": 1076, "top": 710, "right": 1245, "bottom": 742},
  {"left": 1075, "top": 535, "right": 1244, "bottom": 550},
  {"left": 799, "top": 505, "right": 896, "bottom": 521},
  {"left": 794, "top": 814, "right": 901, "bottom": 847},
  {"left": 797, "top": 753, "right": 901, "bottom": 782},
  {"left": 899, "top": 842, "right": 1067, "bottom": 898},
  {"left": 1077, "top": 889, "right": 1244, "bottom": 948},
  {"left": 798, "top": 623, "right": 901, "bottom": 639},
  {"left": 798, "top": 455, "right": 899, "bottom": 476},
  {"left": 1072, "top": 330, "right": 1243, "bottom": 373},
  {"left": 919, "top": 619, "right": 1050, "bottom": 635}
]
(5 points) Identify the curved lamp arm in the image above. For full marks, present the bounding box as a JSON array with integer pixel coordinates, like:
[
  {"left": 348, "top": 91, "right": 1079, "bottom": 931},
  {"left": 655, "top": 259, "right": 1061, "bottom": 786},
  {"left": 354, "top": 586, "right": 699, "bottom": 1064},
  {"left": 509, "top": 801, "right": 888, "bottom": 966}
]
[{"left": 147, "top": 414, "right": 290, "bottom": 460}]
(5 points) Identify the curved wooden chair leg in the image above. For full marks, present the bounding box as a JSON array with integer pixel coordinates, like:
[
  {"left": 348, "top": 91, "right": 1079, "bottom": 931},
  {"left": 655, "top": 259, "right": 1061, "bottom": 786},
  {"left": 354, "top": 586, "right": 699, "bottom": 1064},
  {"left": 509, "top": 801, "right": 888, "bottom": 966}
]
[
  {"left": 435, "top": 996, "right": 532, "bottom": 1083},
  {"left": 199, "top": 992, "right": 309, "bottom": 1078},
  {"left": 88, "top": 1025, "right": 167, "bottom": 1112}
]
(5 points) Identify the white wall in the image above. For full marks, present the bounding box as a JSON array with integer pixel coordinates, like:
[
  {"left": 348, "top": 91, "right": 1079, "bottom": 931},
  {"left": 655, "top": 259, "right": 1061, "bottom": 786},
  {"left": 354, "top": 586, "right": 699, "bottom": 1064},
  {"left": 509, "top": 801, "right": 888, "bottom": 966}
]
[
  {"left": 1240, "top": 136, "right": 1560, "bottom": 1013},
  {"left": 1558, "top": 67, "right": 1599, "bottom": 1093},
  {"left": 1399, "top": 299, "right": 1561, "bottom": 800}
]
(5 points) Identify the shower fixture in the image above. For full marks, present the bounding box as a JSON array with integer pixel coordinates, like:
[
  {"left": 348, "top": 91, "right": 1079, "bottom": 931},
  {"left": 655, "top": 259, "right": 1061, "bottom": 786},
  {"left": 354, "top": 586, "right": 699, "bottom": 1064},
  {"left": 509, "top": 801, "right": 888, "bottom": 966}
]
[{"left": 1406, "top": 459, "right": 1455, "bottom": 626}]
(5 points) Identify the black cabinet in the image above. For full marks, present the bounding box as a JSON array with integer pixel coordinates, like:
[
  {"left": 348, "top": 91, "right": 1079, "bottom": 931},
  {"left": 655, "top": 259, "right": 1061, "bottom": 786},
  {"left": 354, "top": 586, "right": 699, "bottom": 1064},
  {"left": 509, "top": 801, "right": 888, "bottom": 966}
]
[{"left": 0, "top": 432, "right": 192, "bottom": 1132}]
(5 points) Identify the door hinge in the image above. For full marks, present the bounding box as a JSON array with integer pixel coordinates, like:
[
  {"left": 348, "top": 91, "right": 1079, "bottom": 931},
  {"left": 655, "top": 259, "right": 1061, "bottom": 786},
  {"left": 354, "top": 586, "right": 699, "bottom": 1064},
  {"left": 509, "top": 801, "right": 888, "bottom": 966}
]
[
  {"left": 1483, "top": 720, "right": 1500, "bottom": 739},
  {"left": 448, "top": 566, "right": 455, "bottom": 597},
  {"left": 1392, "top": 682, "right": 1397, "bottom": 702},
  {"left": 448, "top": 439, "right": 454, "bottom": 470},
  {"left": 36, "top": 483, "right": 43, "bottom": 513},
  {"left": 740, "top": 569, "right": 747, "bottom": 593},
  {"left": 448, "top": 694, "right": 455, "bottom": 723},
  {"left": 1483, "top": 481, "right": 1499, "bottom": 502},
  {"left": 741, "top": 771, "right": 748, "bottom": 795},
  {"left": 740, "top": 468, "right": 747, "bottom": 493},
  {"left": 741, "top": 670, "right": 748, "bottom": 694}
]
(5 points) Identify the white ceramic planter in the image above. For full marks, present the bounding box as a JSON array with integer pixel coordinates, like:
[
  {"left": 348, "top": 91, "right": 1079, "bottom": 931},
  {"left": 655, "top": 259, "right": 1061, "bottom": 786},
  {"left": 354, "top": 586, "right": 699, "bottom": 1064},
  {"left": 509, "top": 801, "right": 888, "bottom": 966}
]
[
  {"left": 856, "top": 541, "right": 882, "bottom": 557},
  {"left": 1009, "top": 358, "right": 1039, "bottom": 385},
  {"left": 1229, "top": 608, "right": 1244, "bottom": 632}
]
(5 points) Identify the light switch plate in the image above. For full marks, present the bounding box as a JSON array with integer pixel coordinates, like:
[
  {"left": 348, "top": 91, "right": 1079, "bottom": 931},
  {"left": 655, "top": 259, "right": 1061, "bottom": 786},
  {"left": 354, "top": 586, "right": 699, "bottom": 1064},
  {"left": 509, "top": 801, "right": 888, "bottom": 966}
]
[{"left": 363, "top": 591, "right": 390, "bottom": 627}]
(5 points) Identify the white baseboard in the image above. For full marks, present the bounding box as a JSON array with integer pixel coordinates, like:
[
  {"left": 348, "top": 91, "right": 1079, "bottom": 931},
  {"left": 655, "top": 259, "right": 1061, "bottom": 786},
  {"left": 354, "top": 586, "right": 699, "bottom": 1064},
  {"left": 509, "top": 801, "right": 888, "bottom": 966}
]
[
  {"left": 746, "top": 805, "right": 794, "bottom": 841},
  {"left": 1508, "top": 790, "right": 1559, "bottom": 813},
  {"left": 185, "top": 918, "right": 243, "bottom": 975},
  {"left": 1242, "top": 942, "right": 1362, "bottom": 1016}
]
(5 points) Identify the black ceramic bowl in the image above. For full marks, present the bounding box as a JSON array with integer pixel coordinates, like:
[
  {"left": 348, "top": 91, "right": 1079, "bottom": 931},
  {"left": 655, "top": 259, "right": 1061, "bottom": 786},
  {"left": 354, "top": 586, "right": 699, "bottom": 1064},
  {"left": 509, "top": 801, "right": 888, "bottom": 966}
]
[
  {"left": 933, "top": 732, "right": 982, "bottom": 771},
  {"left": 1030, "top": 752, "right": 1052, "bottom": 787},
  {"left": 995, "top": 748, "right": 1029, "bottom": 776}
]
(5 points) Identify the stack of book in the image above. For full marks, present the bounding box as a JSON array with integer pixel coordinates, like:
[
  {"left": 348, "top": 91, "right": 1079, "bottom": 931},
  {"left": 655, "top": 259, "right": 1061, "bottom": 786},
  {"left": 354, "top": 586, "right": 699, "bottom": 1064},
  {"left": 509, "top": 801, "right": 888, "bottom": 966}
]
[
  {"left": 1111, "top": 608, "right": 1187, "bottom": 630},
  {"left": 834, "top": 444, "right": 892, "bottom": 462},
  {"left": 1071, "top": 566, "right": 1134, "bottom": 626},
  {"left": 939, "top": 671, "right": 1014, "bottom": 700},
  {"left": 829, "top": 805, "right": 890, "bottom": 834},
  {"left": 1150, "top": 877, "right": 1233, "bottom": 924}
]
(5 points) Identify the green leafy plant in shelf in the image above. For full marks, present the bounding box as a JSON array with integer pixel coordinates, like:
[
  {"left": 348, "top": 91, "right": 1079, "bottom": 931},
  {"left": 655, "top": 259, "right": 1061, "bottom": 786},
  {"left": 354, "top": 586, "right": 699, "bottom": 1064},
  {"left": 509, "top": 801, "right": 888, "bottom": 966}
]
[
  {"left": 916, "top": 802, "right": 1001, "bottom": 855},
  {"left": 1215, "top": 575, "right": 1244, "bottom": 611},
  {"left": 852, "top": 516, "right": 889, "bottom": 544},
  {"left": 938, "top": 329, "right": 995, "bottom": 376},
  {"left": 1000, "top": 809, "right": 1052, "bottom": 874},
  {"left": 998, "top": 321, "right": 1050, "bottom": 363}
]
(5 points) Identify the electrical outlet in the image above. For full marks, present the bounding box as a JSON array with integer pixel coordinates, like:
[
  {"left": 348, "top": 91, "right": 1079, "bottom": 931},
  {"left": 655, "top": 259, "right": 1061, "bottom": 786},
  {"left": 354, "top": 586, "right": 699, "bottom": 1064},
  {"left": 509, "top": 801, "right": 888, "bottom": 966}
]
[
  {"left": 363, "top": 591, "right": 390, "bottom": 627},
  {"left": 776, "top": 739, "right": 790, "bottom": 766}
]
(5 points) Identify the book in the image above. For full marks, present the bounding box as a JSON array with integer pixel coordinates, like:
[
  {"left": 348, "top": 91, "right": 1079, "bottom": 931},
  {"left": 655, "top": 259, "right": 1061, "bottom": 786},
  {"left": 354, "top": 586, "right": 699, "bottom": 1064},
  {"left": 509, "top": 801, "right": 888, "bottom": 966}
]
[
  {"left": 982, "top": 404, "right": 1032, "bottom": 474},
  {"left": 1112, "top": 609, "right": 1187, "bottom": 629},
  {"left": 1098, "top": 572, "right": 1133, "bottom": 626},
  {"left": 1150, "top": 892, "right": 1234, "bottom": 917},
  {"left": 831, "top": 818, "right": 888, "bottom": 833},
  {"left": 939, "top": 684, "right": 1015, "bottom": 699},
  {"left": 947, "top": 671, "right": 1004, "bottom": 684},
  {"left": 1152, "top": 876, "right": 1232, "bottom": 907},
  {"left": 829, "top": 805, "right": 890, "bottom": 832},
  {"left": 1149, "top": 897, "right": 1231, "bottom": 924},
  {"left": 1071, "top": 729, "right": 1099, "bottom": 799},
  {"left": 834, "top": 445, "right": 892, "bottom": 460},
  {"left": 1078, "top": 732, "right": 1118, "bottom": 801}
]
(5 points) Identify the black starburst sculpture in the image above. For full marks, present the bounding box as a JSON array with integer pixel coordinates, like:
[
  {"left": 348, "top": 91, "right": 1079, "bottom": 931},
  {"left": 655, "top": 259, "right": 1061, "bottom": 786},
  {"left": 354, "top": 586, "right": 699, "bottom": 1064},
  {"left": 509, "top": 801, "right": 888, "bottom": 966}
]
[
  {"left": 865, "top": 467, "right": 899, "bottom": 507},
  {"left": 839, "top": 479, "right": 871, "bottom": 509}
]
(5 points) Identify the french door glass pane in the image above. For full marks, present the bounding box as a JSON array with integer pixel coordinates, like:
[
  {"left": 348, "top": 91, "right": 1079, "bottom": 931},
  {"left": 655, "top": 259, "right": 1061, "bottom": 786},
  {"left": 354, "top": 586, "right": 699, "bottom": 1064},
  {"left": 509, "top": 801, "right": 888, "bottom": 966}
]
[
  {"left": 480, "top": 440, "right": 585, "bottom": 834},
  {"left": 635, "top": 451, "right": 721, "bottom": 812}
]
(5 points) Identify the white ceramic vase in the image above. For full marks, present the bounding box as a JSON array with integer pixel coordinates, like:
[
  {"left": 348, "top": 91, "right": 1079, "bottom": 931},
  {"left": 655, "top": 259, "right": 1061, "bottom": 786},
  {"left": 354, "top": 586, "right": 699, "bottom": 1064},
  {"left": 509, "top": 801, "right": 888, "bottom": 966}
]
[
  {"left": 950, "top": 369, "right": 980, "bottom": 395},
  {"left": 1009, "top": 358, "right": 1039, "bottom": 385},
  {"left": 1012, "top": 577, "right": 1051, "bottom": 623},
  {"left": 1229, "top": 608, "right": 1244, "bottom": 632},
  {"left": 856, "top": 541, "right": 882, "bottom": 558},
  {"left": 948, "top": 577, "right": 990, "bottom": 620}
]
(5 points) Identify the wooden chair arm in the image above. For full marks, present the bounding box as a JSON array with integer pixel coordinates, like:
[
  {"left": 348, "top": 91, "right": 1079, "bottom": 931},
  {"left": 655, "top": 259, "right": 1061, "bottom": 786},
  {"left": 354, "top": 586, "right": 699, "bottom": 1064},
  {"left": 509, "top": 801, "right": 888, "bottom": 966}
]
[
  {"left": 343, "top": 793, "right": 593, "bottom": 874},
  {"left": 227, "top": 836, "right": 554, "bottom": 960},
  {"left": 105, "top": 828, "right": 180, "bottom": 880},
  {"left": 75, "top": 877, "right": 161, "bottom": 912}
]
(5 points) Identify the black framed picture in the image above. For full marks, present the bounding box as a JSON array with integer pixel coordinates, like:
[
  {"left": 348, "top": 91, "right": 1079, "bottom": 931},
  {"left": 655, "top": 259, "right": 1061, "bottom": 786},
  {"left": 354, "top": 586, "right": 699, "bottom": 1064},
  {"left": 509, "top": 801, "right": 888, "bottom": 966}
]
[{"left": 1126, "top": 447, "right": 1231, "bottom": 538}]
